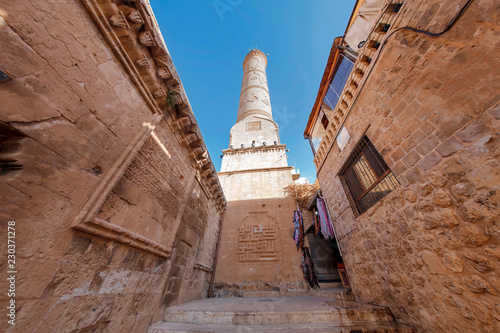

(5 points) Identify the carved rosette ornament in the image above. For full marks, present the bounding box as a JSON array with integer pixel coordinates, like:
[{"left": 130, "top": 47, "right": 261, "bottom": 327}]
[
  {"left": 139, "top": 31, "right": 156, "bottom": 47},
  {"left": 109, "top": 11, "right": 129, "bottom": 29},
  {"left": 128, "top": 10, "right": 144, "bottom": 24}
]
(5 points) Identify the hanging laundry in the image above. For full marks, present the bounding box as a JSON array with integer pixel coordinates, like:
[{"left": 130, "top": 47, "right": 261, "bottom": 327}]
[
  {"left": 316, "top": 197, "right": 335, "bottom": 240},
  {"left": 300, "top": 247, "right": 320, "bottom": 288},
  {"left": 292, "top": 210, "right": 304, "bottom": 250}
]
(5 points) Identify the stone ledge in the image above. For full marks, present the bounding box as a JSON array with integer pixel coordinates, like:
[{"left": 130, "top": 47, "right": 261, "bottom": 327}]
[
  {"left": 194, "top": 262, "right": 213, "bottom": 273},
  {"left": 218, "top": 166, "right": 294, "bottom": 176},
  {"left": 222, "top": 144, "right": 286, "bottom": 155},
  {"left": 75, "top": 218, "right": 172, "bottom": 258}
]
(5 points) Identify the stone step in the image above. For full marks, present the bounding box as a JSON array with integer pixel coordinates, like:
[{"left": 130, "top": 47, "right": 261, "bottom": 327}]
[
  {"left": 162, "top": 296, "right": 395, "bottom": 325},
  {"left": 148, "top": 320, "right": 416, "bottom": 333},
  {"left": 212, "top": 287, "right": 355, "bottom": 301},
  {"left": 318, "top": 282, "right": 344, "bottom": 289},
  {"left": 309, "top": 288, "right": 355, "bottom": 301}
]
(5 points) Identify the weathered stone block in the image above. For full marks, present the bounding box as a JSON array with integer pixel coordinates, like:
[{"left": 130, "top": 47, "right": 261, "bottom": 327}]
[
  {"left": 456, "top": 119, "right": 489, "bottom": 142},
  {"left": 441, "top": 276, "right": 465, "bottom": 295},
  {"left": 404, "top": 189, "right": 418, "bottom": 203},
  {"left": 458, "top": 226, "right": 489, "bottom": 248},
  {"left": 416, "top": 151, "right": 442, "bottom": 172},
  {"left": 433, "top": 189, "right": 452, "bottom": 207},
  {"left": 462, "top": 275, "right": 497, "bottom": 295},
  {"left": 421, "top": 251, "right": 447, "bottom": 274},
  {"left": 416, "top": 135, "right": 439, "bottom": 156},
  {"left": 464, "top": 252, "right": 495, "bottom": 273},
  {"left": 428, "top": 172, "right": 447, "bottom": 188},
  {"left": 437, "top": 231, "right": 463, "bottom": 250},
  {"left": 443, "top": 252, "right": 464, "bottom": 273},
  {"left": 436, "top": 137, "right": 464, "bottom": 157}
]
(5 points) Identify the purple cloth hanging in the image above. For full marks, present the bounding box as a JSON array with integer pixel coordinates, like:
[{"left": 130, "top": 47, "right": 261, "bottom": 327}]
[{"left": 316, "top": 197, "right": 335, "bottom": 240}]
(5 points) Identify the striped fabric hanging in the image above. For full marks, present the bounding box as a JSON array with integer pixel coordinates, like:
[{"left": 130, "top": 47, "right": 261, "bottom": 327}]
[
  {"left": 316, "top": 197, "right": 335, "bottom": 240},
  {"left": 312, "top": 207, "right": 320, "bottom": 236},
  {"left": 292, "top": 210, "right": 304, "bottom": 250}
]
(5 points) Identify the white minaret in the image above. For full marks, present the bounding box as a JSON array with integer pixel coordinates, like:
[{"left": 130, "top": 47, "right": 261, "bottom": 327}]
[
  {"left": 237, "top": 49, "right": 273, "bottom": 122},
  {"left": 214, "top": 50, "right": 304, "bottom": 294},
  {"left": 218, "top": 50, "right": 298, "bottom": 200}
]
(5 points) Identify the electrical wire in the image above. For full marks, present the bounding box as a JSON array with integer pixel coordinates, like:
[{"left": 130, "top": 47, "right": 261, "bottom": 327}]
[{"left": 317, "top": 0, "right": 475, "bottom": 175}]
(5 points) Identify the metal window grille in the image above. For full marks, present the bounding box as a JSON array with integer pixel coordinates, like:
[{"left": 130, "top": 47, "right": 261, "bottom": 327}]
[{"left": 339, "top": 135, "right": 399, "bottom": 215}]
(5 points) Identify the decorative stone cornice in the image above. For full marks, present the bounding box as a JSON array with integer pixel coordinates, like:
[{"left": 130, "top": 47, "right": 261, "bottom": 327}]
[
  {"left": 80, "top": 0, "right": 226, "bottom": 211},
  {"left": 312, "top": 1, "right": 405, "bottom": 171},
  {"left": 218, "top": 165, "right": 294, "bottom": 176},
  {"left": 222, "top": 144, "right": 286, "bottom": 156},
  {"left": 194, "top": 262, "right": 213, "bottom": 273}
]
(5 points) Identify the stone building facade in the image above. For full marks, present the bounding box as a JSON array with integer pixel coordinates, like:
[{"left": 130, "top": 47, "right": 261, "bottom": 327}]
[
  {"left": 304, "top": 0, "right": 499, "bottom": 332},
  {"left": 0, "top": 0, "right": 225, "bottom": 331},
  {"left": 213, "top": 50, "right": 306, "bottom": 294}
]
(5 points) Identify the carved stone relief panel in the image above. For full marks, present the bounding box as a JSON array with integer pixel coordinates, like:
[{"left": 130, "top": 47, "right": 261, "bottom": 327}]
[
  {"left": 237, "top": 212, "right": 279, "bottom": 262},
  {"left": 246, "top": 121, "right": 262, "bottom": 131}
]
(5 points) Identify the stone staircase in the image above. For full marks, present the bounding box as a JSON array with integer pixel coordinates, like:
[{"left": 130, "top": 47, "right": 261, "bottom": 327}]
[
  {"left": 148, "top": 294, "right": 416, "bottom": 333},
  {"left": 212, "top": 287, "right": 355, "bottom": 302}
]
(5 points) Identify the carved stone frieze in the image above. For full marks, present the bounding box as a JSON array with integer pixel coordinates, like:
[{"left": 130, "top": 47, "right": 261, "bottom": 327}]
[
  {"left": 109, "top": 11, "right": 129, "bottom": 29},
  {"left": 128, "top": 9, "right": 144, "bottom": 24},
  {"left": 197, "top": 156, "right": 209, "bottom": 167},
  {"left": 171, "top": 116, "right": 191, "bottom": 131},
  {"left": 170, "top": 83, "right": 181, "bottom": 94},
  {"left": 181, "top": 132, "right": 198, "bottom": 147},
  {"left": 158, "top": 67, "right": 171, "bottom": 79},
  {"left": 136, "top": 55, "right": 149, "bottom": 67},
  {"left": 188, "top": 147, "right": 204, "bottom": 160},
  {"left": 201, "top": 167, "right": 212, "bottom": 178},
  {"left": 153, "top": 87, "right": 166, "bottom": 98},
  {"left": 81, "top": 0, "right": 226, "bottom": 216},
  {"left": 139, "top": 31, "right": 156, "bottom": 47},
  {"left": 152, "top": 47, "right": 170, "bottom": 67}
]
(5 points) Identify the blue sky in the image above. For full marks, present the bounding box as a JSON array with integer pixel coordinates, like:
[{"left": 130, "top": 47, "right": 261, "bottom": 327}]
[{"left": 150, "top": 0, "right": 355, "bottom": 182}]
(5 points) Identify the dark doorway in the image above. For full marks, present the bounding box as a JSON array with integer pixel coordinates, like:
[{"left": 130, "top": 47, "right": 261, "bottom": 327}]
[{"left": 307, "top": 232, "right": 341, "bottom": 283}]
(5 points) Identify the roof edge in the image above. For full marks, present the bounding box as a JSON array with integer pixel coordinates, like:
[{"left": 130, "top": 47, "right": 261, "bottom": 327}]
[{"left": 303, "top": 37, "right": 343, "bottom": 138}]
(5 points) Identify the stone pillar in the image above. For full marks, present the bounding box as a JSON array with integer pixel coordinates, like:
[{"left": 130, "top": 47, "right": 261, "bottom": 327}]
[{"left": 237, "top": 49, "right": 272, "bottom": 122}]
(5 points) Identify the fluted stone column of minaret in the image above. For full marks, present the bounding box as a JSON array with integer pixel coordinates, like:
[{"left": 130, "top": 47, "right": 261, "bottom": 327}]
[
  {"left": 218, "top": 49, "right": 299, "bottom": 200},
  {"left": 237, "top": 49, "right": 273, "bottom": 122},
  {"left": 227, "top": 50, "right": 281, "bottom": 150}
]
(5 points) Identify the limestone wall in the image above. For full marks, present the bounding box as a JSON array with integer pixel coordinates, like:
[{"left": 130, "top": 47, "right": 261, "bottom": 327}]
[
  {"left": 0, "top": 0, "right": 224, "bottom": 331},
  {"left": 316, "top": 1, "right": 499, "bottom": 332},
  {"left": 218, "top": 167, "right": 294, "bottom": 201},
  {"left": 213, "top": 198, "right": 306, "bottom": 294},
  {"left": 228, "top": 116, "right": 280, "bottom": 148}
]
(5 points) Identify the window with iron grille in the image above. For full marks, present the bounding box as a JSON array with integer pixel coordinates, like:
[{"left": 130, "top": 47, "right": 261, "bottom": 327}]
[{"left": 339, "top": 135, "right": 399, "bottom": 215}]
